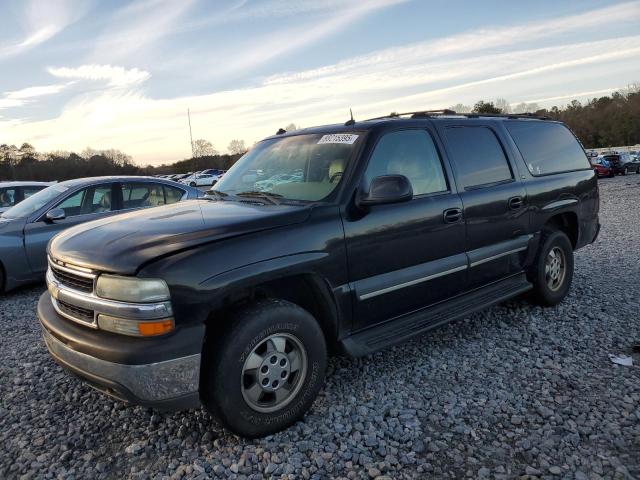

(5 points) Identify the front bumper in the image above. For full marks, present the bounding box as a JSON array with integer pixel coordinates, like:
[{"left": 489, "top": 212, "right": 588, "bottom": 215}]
[{"left": 38, "top": 293, "right": 202, "bottom": 410}]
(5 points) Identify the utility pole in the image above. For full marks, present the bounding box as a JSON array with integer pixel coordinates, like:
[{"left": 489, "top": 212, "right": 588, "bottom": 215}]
[{"left": 188, "top": 108, "right": 196, "bottom": 175}]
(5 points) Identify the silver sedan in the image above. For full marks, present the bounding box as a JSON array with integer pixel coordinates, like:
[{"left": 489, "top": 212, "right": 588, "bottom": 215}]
[{"left": 0, "top": 176, "right": 202, "bottom": 292}]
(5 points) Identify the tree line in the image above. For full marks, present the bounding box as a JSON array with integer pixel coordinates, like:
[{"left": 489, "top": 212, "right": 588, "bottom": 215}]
[
  {"left": 1, "top": 89, "right": 638, "bottom": 182},
  {"left": 0, "top": 140, "right": 248, "bottom": 182},
  {"left": 452, "top": 84, "right": 640, "bottom": 148}
]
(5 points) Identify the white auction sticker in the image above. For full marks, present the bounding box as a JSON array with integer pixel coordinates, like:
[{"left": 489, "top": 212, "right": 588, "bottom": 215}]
[{"left": 317, "top": 134, "right": 359, "bottom": 145}]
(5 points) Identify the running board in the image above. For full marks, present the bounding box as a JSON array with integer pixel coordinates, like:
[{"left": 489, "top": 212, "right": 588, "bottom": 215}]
[{"left": 341, "top": 273, "right": 532, "bottom": 357}]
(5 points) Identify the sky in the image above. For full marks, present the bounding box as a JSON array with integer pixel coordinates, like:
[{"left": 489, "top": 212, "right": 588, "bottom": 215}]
[{"left": 0, "top": 0, "right": 639, "bottom": 165}]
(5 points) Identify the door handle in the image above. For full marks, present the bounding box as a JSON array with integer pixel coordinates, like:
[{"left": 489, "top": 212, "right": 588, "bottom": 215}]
[
  {"left": 508, "top": 196, "right": 524, "bottom": 210},
  {"left": 443, "top": 208, "right": 463, "bottom": 223}
]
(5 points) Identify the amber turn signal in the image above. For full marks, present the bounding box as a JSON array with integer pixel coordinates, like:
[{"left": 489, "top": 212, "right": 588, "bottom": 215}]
[{"left": 137, "top": 319, "right": 175, "bottom": 337}]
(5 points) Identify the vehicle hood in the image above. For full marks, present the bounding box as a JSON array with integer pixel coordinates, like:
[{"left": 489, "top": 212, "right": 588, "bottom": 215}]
[
  {"left": 49, "top": 199, "right": 311, "bottom": 274},
  {"left": 0, "top": 215, "right": 22, "bottom": 231}
]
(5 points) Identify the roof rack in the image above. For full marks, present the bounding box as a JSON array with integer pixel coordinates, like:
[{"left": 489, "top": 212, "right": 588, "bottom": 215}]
[
  {"left": 364, "top": 110, "right": 455, "bottom": 121},
  {"left": 363, "top": 110, "right": 550, "bottom": 121}
]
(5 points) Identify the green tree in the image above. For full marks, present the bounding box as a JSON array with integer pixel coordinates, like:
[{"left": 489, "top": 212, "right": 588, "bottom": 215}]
[{"left": 473, "top": 101, "right": 502, "bottom": 114}]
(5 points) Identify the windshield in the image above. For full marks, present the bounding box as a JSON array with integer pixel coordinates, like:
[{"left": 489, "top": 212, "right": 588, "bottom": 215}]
[
  {"left": 2, "top": 184, "right": 68, "bottom": 219},
  {"left": 213, "top": 133, "right": 362, "bottom": 202}
]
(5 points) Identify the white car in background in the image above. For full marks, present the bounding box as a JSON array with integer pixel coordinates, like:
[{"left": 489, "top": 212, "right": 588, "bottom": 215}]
[{"left": 179, "top": 173, "right": 220, "bottom": 187}]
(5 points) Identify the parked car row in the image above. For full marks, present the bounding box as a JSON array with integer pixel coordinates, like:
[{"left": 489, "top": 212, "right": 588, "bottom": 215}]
[
  {"left": 589, "top": 152, "right": 640, "bottom": 177},
  {"left": 154, "top": 169, "right": 227, "bottom": 187}
]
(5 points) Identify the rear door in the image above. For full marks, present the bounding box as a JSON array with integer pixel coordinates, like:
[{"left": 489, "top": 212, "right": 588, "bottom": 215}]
[
  {"left": 437, "top": 122, "right": 530, "bottom": 290},
  {"left": 23, "top": 183, "right": 117, "bottom": 274},
  {"left": 344, "top": 127, "right": 467, "bottom": 331}
]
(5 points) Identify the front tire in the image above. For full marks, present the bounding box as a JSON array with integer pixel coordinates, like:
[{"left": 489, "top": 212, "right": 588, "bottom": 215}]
[
  {"left": 190, "top": 181, "right": 197, "bottom": 187},
  {"left": 201, "top": 299, "right": 327, "bottom": 438},
  {"left": 527, "top": 229, "right": 574, "bottom": 306}
]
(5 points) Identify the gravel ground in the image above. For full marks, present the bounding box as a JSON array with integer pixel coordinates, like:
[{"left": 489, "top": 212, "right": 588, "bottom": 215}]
[{"left": 1, "top": 175, "right": 639, "bottom": 480}]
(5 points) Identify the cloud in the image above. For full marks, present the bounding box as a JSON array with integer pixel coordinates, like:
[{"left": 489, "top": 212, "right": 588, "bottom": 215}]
[
  {"left": 0, "top": 0, "right": 90, "bottom": 58},
  {"left": 89, "top": 0, "right": 199, "bottom": 62},
  {"left": 6, "top": 84, "right": 70, "bottom": 100},
  {"left": 189, "top": 0, "right": 406, "bottom": 27},
  {"left": 0, "top": 83, "right": 70, "bottom": 110},
  {"left": 221, "top": 0, "right": 409, "bottom": 75},
  {"left": 2, "top": 1, "right": 639, "bottom": 163},
  {"left": 47, "top": 65, "right": 151, "bottom": 87},
  {"left": 266, "top": 0, "right": 640, "bottom": 86}
]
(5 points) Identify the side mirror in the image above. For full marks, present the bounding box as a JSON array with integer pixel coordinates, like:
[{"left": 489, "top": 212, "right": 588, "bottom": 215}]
[
  {"left": 357, "top": 175, "right": 413, "bottom": 208},
  {"left": 45, "top": 208, "right": 66, "bottom": 222}
]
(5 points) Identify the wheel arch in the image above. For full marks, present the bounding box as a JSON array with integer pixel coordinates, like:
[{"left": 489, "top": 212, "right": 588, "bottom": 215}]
[
  {"left": 544, "top": 211, "right": 579, "bottom": 249},
  {"left": 203, "top": 271, "right": 342, "bottom": 354}
]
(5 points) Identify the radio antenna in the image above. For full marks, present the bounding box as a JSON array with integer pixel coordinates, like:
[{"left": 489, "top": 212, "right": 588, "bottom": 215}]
[{"left": 345, "top": 108, "right": 355, "bottom": 126}]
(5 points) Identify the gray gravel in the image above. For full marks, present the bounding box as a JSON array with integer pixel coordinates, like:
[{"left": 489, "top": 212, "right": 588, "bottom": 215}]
[{"left": 1, "top": 175, "right": 639, "bottom": 479}]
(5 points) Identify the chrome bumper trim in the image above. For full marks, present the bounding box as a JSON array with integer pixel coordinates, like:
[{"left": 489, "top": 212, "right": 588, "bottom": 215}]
[
  {"left": 42, "top": 328, "right": 201, "bottom": 402},
  {"left": 46, "top": 269, "right": 173, "bottom": 327}
]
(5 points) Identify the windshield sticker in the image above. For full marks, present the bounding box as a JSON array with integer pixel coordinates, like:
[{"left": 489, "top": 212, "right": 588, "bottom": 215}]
[{"left": 317, "top": 134, "right": 359, "bottom": 145}]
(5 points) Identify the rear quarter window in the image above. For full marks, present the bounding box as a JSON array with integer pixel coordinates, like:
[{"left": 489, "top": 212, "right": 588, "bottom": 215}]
[{"left": 506, "top": 121, "right": 590, "bottom": 176}]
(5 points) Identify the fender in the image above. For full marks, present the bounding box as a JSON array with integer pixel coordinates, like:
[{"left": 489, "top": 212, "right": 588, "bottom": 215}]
[{"left": 199, "top": 251, "right": 351, "bottom": 342}]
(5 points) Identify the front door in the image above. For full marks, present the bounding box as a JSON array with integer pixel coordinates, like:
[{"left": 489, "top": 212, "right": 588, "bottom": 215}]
[
  {"left": 437, "top": 123, "right": 529, "bottom": 290},
  {"left": 344, "top": 128, "right": 467, "bottom": 331},
  {"left": 24, "top": 183, "right": 116, "bottom": 274}
]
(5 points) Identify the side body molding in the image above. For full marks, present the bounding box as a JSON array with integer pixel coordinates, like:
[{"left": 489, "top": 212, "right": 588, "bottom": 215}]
[{"left": 352, "top": 234, "right": 534, "bottom": 301}]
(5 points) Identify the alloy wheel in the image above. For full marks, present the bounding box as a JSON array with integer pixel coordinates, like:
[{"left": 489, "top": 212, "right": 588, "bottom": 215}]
[
  {"left": 545, "top": 246, "right": 566, "bottom": 291},
  {"left": 240, "top": 333, "right": 308, "bottom": 413}
]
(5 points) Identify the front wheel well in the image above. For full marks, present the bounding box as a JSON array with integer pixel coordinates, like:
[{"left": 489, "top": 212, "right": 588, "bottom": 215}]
[
  {"left": 545, "top": 212, "right": 578, "bottom": 249},
  {"left": 205, "top": 274, "right": 340, "bottom": 353}
]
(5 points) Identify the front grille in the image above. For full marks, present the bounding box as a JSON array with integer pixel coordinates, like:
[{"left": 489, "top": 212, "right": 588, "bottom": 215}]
[
  {"left": 49, "top": 262, "right": 94, "bottom": 293},
  {"left": 56, "top": 299, "right": 95, "bottom": 324}
]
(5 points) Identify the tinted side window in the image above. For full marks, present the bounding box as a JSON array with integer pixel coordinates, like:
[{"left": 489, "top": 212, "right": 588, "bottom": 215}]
[
  {"left": 121, "top": 183, "right": 167, "bottom": 209},
  {"left": 444, "top": 126, "right": 512, "bottom": 189},
  {"left": 0, "top": 188, "right": 17, "bottom": 207},
  {"left": 505, "top": 121, "right": 590, "bottom": 175},
  {"left": 90, "top": 186, "right": 113, "bottom": 213},
  {"left": 56, "top": 186, "right": 112, "bottom": 217},
  {"left": 164, "top": 185, "right": 185, "bottom": 204},
  {"left": 364, "top": 130, "right": 448, "bottom": 196},
  {"left": 56, "top": 189, "right": 86, "bottom": 217}
]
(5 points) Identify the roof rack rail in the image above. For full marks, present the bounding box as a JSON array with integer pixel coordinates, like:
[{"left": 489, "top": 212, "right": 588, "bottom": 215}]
[
  {"left": 363, "top": 110, "right": 550, "bottom": 121},
  {"left": 462, "top": 112, "right": 551, "bottom": 120},
  {"left": 364, "top": 110, "right": 456, "bottom": 121}
]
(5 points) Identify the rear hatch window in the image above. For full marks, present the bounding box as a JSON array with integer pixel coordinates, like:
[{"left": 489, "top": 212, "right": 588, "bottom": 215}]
[{"left": 505, "top": 121, "right": 591, "bottom": 176}]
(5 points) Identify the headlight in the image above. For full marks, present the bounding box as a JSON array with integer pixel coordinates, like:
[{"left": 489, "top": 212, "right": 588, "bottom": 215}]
[{"left": 96, "top": 275, "right": 170, "bottom": 303}]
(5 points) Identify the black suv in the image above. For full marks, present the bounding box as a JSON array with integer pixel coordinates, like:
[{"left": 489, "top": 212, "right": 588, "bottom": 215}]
[{"left": 38, "top": 112, "right": 600, "bottom": 437}]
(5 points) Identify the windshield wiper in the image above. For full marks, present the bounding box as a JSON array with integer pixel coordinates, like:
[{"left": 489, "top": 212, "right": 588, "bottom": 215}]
[
  {"left": 204, "top": 190, "right": 229, "bottom": 201},
  {"left": 235, "top": 191, "right": 283, "bottom": 205}
]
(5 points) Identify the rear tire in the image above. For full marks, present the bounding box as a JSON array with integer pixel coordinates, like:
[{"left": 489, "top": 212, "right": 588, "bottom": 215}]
[
  {"left": 527, "top": 229, "right": 574, "bottom": 306},
  {"left": 201, "top": 299, "right": 327, "bottom": 438}
]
